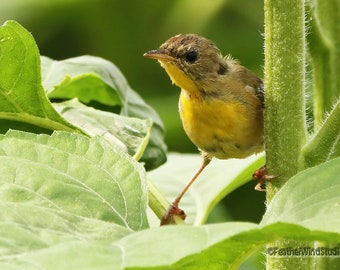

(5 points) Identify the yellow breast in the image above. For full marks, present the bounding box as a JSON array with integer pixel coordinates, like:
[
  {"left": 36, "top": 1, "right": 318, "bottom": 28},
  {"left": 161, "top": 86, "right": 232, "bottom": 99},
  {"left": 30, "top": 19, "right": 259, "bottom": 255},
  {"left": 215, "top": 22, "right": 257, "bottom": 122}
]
[{"left": 179, "top": 89, "right": 264, "bottom": 159}]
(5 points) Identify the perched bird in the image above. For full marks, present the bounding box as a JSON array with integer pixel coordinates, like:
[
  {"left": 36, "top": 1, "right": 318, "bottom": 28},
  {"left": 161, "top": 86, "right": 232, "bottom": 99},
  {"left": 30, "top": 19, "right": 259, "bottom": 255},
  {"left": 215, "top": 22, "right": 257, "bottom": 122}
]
[{"left": 144, "top": 34, "right": 265, "bottom": 225}]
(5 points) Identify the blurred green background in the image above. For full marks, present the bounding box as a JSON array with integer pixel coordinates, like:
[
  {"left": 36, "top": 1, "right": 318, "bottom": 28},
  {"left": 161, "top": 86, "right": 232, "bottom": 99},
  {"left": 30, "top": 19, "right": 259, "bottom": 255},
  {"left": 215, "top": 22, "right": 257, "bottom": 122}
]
[{"left": 0, "top": 0, "right": 266, "bottom": 224}]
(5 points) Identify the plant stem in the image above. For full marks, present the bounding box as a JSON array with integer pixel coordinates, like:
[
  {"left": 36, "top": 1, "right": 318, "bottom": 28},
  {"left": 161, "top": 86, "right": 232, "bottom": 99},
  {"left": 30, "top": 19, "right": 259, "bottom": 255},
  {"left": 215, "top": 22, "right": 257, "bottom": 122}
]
[
  {"left": 264, "top": 0, "right": 307, "bottom": 202},
  {"left": 299, "top": 99, "right": 340, "bottom": 168},
  {"left": 0, "top": 112, "right": 80, "bottom": 133},
  {"left": 308, "top": 0, "right": 340, "bottom": 128},
  {"left": 147, "top": 179, "right": 185, "bottom": 225},
  {"left": 264, "top": 0, "right": 308, "bottom": 269}
]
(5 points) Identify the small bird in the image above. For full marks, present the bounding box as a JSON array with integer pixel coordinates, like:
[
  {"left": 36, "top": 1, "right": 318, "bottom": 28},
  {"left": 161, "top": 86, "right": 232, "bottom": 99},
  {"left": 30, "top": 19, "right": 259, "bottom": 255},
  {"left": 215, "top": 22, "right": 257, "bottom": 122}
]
[{"left": 144, "top": 34, "right": 264, "bottom": 225}]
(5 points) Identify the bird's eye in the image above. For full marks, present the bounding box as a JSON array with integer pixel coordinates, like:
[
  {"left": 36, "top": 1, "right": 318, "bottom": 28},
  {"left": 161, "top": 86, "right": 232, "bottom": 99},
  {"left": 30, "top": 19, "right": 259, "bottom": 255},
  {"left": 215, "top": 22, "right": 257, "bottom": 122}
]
[{"left": 185, "top": 51, "right": 198, "bottom": 63}]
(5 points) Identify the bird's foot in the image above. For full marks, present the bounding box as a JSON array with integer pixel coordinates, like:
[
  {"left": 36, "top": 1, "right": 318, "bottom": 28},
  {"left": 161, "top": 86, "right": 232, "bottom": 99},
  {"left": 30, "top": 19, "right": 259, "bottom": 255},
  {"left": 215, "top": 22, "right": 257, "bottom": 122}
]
[
  {"left": 252, "top": 166, "right": 278, "bottom": 191},
  {"left": 160, "top": 202, "right": 186, "bottom": 226}
]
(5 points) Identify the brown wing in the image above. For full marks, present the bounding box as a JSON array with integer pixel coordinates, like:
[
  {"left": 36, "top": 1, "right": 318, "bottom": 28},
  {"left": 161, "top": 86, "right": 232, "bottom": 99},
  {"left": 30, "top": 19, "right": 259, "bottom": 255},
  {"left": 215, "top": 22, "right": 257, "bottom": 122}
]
[{"left": 224, "top": 56, "right": 264, "bottom": 107}]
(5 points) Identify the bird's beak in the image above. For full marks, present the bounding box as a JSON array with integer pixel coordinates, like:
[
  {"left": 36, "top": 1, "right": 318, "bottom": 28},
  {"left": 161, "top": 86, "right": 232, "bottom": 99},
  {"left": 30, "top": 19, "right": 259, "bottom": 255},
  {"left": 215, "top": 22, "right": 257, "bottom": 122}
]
[{"left": 143, "top": 49, "right": 175, "bottom": 62}]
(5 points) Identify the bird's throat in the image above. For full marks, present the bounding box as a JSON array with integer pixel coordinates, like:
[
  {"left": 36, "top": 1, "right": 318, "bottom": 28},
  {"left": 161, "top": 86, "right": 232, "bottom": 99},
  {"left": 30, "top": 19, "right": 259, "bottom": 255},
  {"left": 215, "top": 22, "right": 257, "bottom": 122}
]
[{"left": 159, "top": 60, "right": 201, "bottom": 94}]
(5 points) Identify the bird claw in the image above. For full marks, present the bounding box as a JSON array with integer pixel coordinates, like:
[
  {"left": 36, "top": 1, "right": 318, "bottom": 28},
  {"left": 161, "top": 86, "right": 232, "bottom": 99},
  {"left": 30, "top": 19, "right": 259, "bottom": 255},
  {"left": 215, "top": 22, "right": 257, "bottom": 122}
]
[
  {"left": 252, "top": 166, "right": 277, "bottom": 191},
  {"left": 160, "top": 203, "right": 186, "bottom": 226}
]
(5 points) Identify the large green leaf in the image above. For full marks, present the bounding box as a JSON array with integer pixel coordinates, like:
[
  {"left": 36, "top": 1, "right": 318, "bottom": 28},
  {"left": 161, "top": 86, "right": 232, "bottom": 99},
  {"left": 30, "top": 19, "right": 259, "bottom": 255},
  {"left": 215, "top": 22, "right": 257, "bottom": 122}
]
[
  {"left": 261, "top": 156, "right": 340, "bottom": 233},
  {"left": 0, "top": 20, "right": 76, "bottom": 132},
  {"left": 1, "top": 133, "right": 339, "bottom": 269},
  {"left": 148, "top": 152, "right": 265, "bottom": 225},
  {"left": 0, "top": 130, "right": 149, "bottom": 231},
  {"left": 117, "top": 223, "right": 340, "bottom": 270}
]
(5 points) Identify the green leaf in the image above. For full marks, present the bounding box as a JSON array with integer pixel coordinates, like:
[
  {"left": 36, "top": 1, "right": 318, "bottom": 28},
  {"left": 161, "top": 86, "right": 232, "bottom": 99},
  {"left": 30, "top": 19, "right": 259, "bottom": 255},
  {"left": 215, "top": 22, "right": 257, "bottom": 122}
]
[
  {"left": 261, "top": 156, "right": 340, "bottom": 233},
  {"left": 116, "top": 223, "right": 340, "bottom": 269},
  {"left": 148, "top": 152, "right": 265, "bottom": 225},
  {"left": 53, "top": 99, "right": 152, "bottom": 160},
  {"left": 0, "top": 21, "right": 77, "bottom": 132},
  {"left": 41, "top": 55, "right": 126, "bottom": 106},
  {"left": 1, "top": 145, "right": 339, "bottom": 269},
  {"left": 0, "top": 130, "right": 149, "bottom": 231},
  {"left": 41, "top": 55, "right": 167, "bottom": 170}
]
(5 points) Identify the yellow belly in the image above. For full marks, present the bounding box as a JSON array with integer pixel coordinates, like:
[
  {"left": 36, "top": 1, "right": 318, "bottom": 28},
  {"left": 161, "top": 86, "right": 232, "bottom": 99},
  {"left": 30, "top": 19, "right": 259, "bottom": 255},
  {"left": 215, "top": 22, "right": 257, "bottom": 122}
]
[{"left": 179, "top": 89, "right": 264, "bottom": 159}]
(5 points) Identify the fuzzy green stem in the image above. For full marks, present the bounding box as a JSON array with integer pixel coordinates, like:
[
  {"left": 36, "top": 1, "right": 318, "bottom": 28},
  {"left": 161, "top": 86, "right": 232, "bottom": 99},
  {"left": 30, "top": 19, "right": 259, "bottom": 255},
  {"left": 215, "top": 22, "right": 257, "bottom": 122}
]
[
  {"left": 299, "top": 99, "right": 340, "bottom": 168},
  {"left": 264, "top": 0, "right": 307, "bottom": 202},
  {"left": 308, "top": 0, "right": 340, "bottom": 128},
  {"left": 264, "top": 0, "right": 308, "bottom": 269},
  {"left": 147, "top": 179, "right": 169, "bottom": 220}
]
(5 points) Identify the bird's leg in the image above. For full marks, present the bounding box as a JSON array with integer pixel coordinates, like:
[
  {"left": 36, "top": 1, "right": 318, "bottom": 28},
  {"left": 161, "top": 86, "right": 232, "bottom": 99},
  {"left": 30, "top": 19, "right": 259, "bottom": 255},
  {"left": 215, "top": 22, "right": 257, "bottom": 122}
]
[
  {"left": 160, "top": 154, "right": 212, "bottom": 225},
  {"left": 252, "top": 166, "right": 277, "bottom": 191}
]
